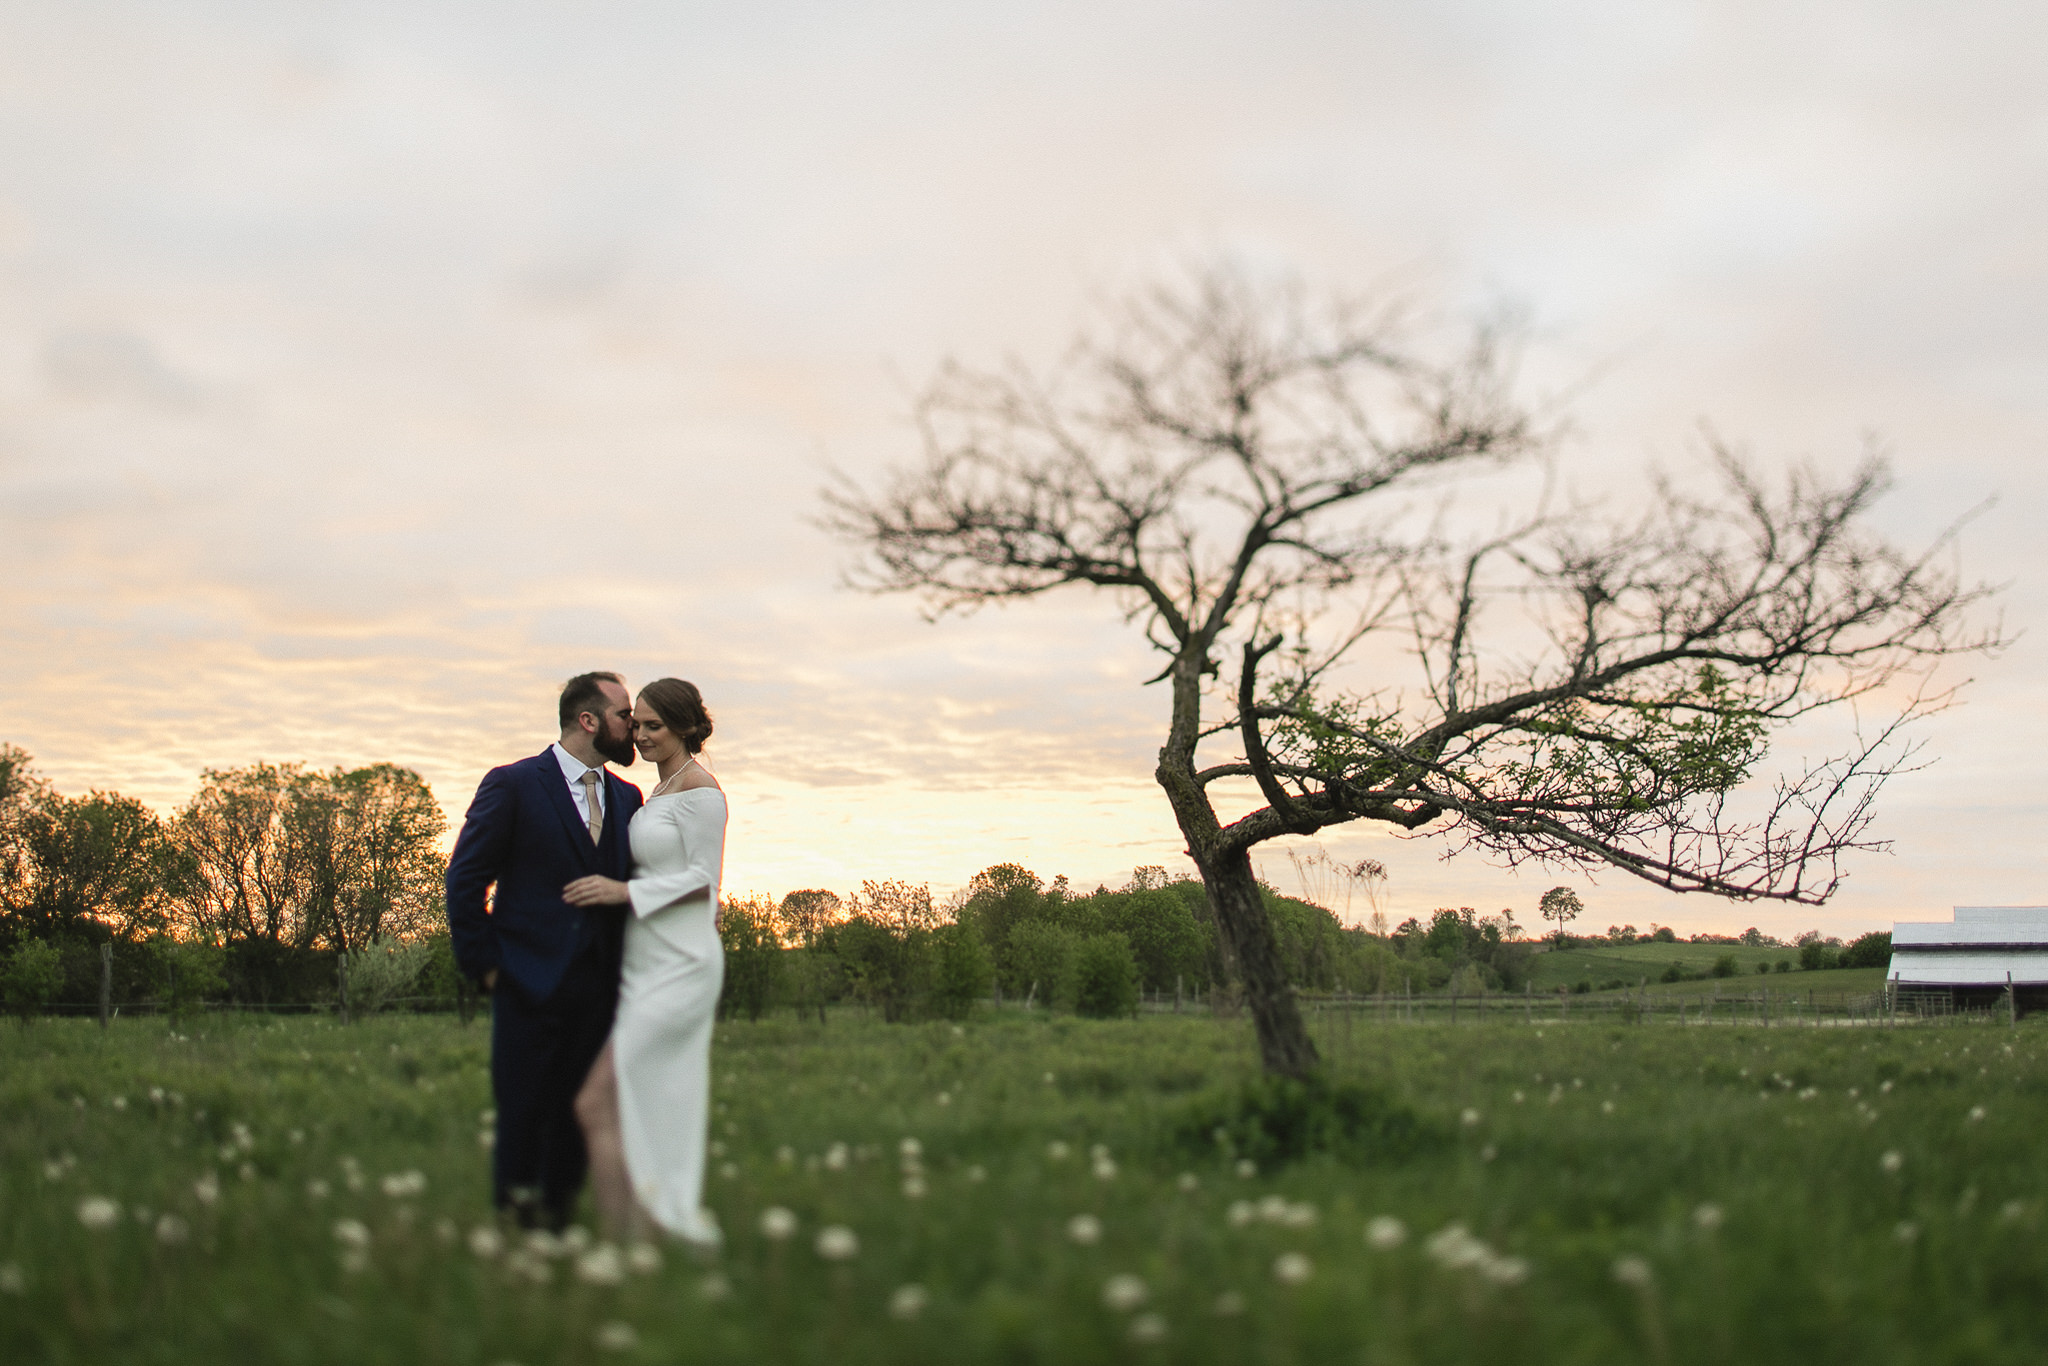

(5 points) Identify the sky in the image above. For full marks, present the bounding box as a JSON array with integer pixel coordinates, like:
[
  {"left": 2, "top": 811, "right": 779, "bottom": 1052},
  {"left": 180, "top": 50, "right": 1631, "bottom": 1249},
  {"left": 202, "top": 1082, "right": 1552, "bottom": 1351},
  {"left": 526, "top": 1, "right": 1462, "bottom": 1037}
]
[{"left": 1, "top": 0, "right": 2042, "bottom": 939}]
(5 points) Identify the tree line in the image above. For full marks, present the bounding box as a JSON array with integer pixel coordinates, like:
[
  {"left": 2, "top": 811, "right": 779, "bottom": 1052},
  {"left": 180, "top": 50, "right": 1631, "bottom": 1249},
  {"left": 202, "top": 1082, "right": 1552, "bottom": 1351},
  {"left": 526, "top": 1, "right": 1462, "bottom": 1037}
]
[{"left": 0, "top": 744, "right": 450, "bottom": 1015}]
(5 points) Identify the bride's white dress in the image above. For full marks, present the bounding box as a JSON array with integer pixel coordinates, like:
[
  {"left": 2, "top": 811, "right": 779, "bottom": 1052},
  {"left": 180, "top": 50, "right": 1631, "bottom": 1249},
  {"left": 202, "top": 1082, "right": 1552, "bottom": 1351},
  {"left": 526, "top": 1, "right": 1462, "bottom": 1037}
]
[{"left": 618, "top": 787, "right": 727, "bottom": 1244}]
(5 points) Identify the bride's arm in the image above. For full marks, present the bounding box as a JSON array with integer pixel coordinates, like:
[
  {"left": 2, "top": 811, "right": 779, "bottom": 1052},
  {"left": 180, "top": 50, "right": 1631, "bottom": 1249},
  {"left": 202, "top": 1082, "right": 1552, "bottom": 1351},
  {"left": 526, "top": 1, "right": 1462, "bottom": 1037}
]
[{"left": 626, "top": 794, "right": 727, "bottom": 920}]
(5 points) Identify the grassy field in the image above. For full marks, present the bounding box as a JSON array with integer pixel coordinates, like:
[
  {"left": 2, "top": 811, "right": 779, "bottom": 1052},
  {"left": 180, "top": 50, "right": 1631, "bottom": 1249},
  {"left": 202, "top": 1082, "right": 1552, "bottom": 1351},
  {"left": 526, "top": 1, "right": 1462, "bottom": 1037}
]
[
  {"left": 1526, "top": 939, "right": 1887, "bottom": 996},
  {"left": 4, "top": 1006, "right": 2045, "bottom": 1365}
]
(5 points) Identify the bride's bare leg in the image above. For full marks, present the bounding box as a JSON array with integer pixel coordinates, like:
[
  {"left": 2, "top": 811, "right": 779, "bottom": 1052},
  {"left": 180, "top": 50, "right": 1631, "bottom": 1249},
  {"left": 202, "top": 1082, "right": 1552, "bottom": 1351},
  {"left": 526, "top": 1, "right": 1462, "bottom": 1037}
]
[{"left": 574, "top": 1041, "right": 640, "bottom": 1240}]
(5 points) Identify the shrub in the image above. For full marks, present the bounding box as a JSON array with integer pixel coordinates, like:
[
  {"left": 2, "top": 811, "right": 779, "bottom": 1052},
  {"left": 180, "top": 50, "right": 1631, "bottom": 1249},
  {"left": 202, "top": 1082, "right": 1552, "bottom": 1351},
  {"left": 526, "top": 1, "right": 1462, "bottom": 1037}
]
[
  {"left": 159, "top": 939, "right": 226, "bottom": 1023},
  {"left": 1843, "top": 931, "right": 1892, "bottom": 969},
  {"left": 1005, "top": 921, "right": 1079, "bottom": 1007},
  {"left": 342, "top": 937, "right": 435, "bottom": 1014},
  {"left": 1660, "top": 962, "right": 1688, "bottom": 984},
  {"left": 1071, "top": 934, "right": 1139, "bottom": 1019},
  {"left": 1776, "top": 959, "right": 1792, "bottom": 973},
  {"left": 927, "top": 922, "right": 994, "bottom": 1020},
  {"left": 1754, "top": 961, "right": 1771, "bottom": 975},
  {"left": 1798, "top": 940, "right": 1839, "bottom": 972},
  {"left": 1711, "top": 955, "right": 1739, "bottom": 978},
  {"left": 1174, "top": 1073, "right": 1441, "bottom": 1168},
  {"left": 2, "top": 938, "right": 64, "bottom": 1023},
  {"left": 1571, "top": 980, "right": 1591, "bottom": 995},
  {"left": 717, "top": 896, "right": 785, "bottom": 1023}
]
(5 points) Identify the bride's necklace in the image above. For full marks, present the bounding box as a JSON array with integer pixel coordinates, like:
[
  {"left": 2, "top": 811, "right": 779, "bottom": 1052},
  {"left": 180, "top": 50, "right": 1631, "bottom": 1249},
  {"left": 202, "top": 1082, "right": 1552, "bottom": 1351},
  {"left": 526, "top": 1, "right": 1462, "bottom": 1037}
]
[{"left": 649, "top": 753, "right": 700, "bottom": 798}]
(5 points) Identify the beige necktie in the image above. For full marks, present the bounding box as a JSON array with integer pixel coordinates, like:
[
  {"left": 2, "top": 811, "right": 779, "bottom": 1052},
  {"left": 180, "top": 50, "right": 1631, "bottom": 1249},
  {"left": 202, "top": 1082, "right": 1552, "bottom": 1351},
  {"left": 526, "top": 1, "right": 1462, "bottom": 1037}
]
[{"left": 580, "top": 770, "right": 603, "bottom": 844}]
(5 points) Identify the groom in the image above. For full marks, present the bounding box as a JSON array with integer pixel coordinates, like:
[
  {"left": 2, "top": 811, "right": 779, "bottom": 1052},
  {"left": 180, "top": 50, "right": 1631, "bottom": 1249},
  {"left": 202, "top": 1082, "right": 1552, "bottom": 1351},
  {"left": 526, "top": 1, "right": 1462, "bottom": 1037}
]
[{"left": 446, "top": 671, "right": 644, "bottom": 1230}]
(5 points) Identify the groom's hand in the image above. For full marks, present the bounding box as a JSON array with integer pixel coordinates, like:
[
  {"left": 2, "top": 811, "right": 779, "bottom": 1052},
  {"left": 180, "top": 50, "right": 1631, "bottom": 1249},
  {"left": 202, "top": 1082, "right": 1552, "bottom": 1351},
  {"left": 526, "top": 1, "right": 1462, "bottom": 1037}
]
[{"left": 563, "top": 875, "right": 632, "bottom": 907}]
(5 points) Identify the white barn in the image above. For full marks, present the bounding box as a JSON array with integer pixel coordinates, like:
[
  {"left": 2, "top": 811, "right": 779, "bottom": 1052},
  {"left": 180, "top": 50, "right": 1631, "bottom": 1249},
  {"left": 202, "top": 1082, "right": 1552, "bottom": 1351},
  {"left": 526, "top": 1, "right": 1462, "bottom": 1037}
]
[{"left": 1887, "top": 906, "right": 2048, "bottom": 1014}]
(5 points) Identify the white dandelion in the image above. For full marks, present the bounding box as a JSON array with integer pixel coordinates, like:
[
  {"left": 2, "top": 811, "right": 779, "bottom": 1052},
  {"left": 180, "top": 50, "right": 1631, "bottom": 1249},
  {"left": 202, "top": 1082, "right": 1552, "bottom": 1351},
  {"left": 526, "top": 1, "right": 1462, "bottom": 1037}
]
[
  {"left": 626, "top": 1243, "right": 662, "bottom": 1275},
  {"left": 1128, "top": 1312, "right": 1168, "bottom": 1343},
  {"left": 594, "top": 1321, "right": 638, "bottom": 1352},
  {"left": 193, "top": 1173, "right": 220, "bottom": 1205},
  {"left": 77, "top": 1197, "right": 121, "bottom": 1230},
  {"left": 469, "top": 1225, "right": 505, "bottom": 1258},
  {"left": 1273, "top": 1252, "right": 1313, "bottom": 1285},
  {"left": 154, "top": 1214, "right": 190, "bottom": 1245},
  {"left": 1365, "top": 1216, "right": 1407, "bottom": 1250},
  {"left": 889, "top": 1283, "right": 930, "bottom": 1320},
  {"left": 1611, "top": 1256, "right": 1653, "bottom": 1288},
  {"left": 1234, "top": 1159, "right": 1257, "bottom": 1180},
  {"left": 0, "top": 1264, "right": 23, "bottom": 1295},
  {"left": 1102, "top": 1273, "right": 1148, "bottom": 1311},
  {"left": 1066, "top": 1214, "right": 1103, "bottom": 1246},
  {"left": 1881, "top": 1150, "right": 1904, "bottom": 1174},
  {"left": 1211, "top": 1290, "right": 1246, "bottom": 1316},
  {"left": 1176, "top": 1173, "right": 1198, "bottom": 1192},
  {"left": 760, "top": 1207, "right": 799, "bottom": 1241},
  {"left": 1692, "top": 1203, "right": 1724, "bottom": 1231},
  {"left": 814, "top": 1225, "right": 859, "bottom": 1261},
  {"left": 1460, "top": 1108, "right": 1481, "bottom": 1127},
  {"left": 577, "top": 1245, "right": 627, "bottom": 1286},
  {"left": 697, "top": 1272, "right": 732, "bottom": 1302}
]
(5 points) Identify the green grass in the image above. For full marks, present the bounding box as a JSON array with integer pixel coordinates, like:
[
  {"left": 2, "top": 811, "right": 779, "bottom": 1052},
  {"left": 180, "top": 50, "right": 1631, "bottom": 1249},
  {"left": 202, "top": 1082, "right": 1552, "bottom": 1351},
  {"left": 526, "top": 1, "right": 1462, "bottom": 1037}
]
[
  {"left": 5, "top": 1008, "right": 2047, "bottom": 1364},
  {"left": 1527, "top": 939, "right": 1882, "bottom": 993}
]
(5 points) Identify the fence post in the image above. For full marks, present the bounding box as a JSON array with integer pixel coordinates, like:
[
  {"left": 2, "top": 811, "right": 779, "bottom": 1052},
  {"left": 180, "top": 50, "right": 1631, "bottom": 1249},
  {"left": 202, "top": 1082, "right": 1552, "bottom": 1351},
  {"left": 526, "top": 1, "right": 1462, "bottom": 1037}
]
[
  {"left": 1174, "top": 974, "right": 1182, "bottom": 1013},
  {"left": 1525, "top": 979, "right": 1532, "bottom": 1025},
  {"left": 99, "top": 943, "right": 112, "bottom": 1030},
  {"left": 2009, "top": 971, "right": 2017, "bottom": 1027},
  {"left": 337, "top": 955, "right": 351, "bottom": 1026}
]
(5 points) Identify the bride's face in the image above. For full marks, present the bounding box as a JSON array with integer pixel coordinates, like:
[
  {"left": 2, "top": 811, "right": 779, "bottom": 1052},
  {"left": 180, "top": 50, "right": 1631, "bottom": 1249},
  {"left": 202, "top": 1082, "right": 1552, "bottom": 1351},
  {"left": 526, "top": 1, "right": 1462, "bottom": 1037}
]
[{"left": 632, "top": 699, "right": 686, "bottom": 766}]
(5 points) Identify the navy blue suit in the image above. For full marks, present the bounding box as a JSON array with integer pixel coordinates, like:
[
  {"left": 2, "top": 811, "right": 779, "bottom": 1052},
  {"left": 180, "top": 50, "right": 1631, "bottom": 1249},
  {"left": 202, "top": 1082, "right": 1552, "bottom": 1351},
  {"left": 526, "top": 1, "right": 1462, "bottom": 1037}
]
[{"left": 445, "top": 749, "right": 643, "bottom": 1225}]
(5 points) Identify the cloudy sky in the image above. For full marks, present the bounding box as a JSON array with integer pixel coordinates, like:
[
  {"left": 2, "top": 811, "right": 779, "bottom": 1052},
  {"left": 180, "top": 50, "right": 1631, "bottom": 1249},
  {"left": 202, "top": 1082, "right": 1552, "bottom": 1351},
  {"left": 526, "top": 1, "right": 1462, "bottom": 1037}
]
[{"left": 2, "top": 0, "right": 2041, "bottom": 938}]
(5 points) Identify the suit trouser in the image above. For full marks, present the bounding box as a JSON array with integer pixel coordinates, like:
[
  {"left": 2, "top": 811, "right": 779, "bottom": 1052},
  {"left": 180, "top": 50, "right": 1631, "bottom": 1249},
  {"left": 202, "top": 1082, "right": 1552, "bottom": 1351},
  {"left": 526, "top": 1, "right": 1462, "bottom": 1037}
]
[{"left": 489, "top": 942, "right": 616, "bottom": 1226}]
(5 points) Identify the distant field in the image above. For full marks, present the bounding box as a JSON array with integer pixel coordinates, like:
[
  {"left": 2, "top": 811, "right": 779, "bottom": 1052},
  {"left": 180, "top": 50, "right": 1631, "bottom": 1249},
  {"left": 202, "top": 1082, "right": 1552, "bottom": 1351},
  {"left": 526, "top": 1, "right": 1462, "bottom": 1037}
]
[{"left": 1527, "top": 940, "right": 1882, "bottom": 995}]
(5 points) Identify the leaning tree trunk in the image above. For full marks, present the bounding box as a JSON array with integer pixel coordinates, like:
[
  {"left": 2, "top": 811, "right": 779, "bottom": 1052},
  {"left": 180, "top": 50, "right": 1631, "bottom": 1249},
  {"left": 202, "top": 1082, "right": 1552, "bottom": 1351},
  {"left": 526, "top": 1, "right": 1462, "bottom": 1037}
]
[{"left": 1191, "top": 848, "right": 1321, "bottom": 1079}]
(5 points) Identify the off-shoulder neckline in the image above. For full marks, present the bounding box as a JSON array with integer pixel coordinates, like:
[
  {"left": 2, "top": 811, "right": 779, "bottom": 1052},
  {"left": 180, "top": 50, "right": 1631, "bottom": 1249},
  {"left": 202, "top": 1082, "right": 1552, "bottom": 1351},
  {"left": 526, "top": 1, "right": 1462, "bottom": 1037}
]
[{"left": 644, "top": 786, "right": 725, "bottom": 802}]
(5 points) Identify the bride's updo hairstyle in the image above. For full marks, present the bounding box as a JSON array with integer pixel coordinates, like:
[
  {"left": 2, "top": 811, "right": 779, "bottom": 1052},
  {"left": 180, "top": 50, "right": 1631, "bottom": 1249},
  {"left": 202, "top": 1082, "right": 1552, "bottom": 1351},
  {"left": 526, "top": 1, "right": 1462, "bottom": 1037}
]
[{"left": 640, "top": 678, "right": 713, "bottom": 755}]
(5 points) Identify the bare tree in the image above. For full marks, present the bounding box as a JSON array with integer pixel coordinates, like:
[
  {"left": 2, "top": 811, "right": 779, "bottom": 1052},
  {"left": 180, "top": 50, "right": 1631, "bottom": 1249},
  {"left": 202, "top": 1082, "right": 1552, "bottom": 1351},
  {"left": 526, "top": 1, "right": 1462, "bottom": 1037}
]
[{"left": 826, "top": 266, "right": 1995, "bottom": 1078}]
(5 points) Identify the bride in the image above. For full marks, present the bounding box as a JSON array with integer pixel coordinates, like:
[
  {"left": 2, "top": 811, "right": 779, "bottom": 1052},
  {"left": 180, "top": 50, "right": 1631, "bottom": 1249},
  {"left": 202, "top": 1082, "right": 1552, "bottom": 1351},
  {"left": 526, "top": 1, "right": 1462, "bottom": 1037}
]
[{"left": 562, "top": 677, "right": 726, "bottom": 1247}]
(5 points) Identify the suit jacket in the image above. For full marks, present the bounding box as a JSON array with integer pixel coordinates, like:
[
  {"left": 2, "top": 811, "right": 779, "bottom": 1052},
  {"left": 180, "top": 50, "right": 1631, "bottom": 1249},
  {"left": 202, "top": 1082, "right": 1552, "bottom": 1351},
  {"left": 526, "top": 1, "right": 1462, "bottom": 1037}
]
[{"left": 445, "top": 749, "right": 645, "bottom": 1002}]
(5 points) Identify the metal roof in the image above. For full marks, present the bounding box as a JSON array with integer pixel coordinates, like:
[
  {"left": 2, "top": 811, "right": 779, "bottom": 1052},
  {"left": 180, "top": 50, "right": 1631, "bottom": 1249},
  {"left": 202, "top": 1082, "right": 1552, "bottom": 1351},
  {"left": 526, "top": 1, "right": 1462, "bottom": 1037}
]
[
  {"left": 1954, "top": 906, "right": 2048, "bottom": 923},
  {"left": 1887, "top": 951, "right": 2048, "bottom": 987},
  {"left": 1893, "top": 921, "right": 2048, "bottom": 949}
]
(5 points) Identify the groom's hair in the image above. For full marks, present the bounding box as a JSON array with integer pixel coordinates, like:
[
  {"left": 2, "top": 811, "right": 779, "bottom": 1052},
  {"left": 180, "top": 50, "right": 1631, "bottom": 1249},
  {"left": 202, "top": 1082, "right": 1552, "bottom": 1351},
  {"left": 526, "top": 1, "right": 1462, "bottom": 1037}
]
[{"left": 558, "top": 672, "right": 625, "bottom": 730}]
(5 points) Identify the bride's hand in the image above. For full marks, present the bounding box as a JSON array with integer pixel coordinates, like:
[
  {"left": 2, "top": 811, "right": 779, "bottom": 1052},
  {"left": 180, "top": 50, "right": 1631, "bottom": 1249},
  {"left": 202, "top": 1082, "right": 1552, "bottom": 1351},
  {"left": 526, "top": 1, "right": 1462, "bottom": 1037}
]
[{"left": 562, "top": 875, "right": 631, "bottom": 907}]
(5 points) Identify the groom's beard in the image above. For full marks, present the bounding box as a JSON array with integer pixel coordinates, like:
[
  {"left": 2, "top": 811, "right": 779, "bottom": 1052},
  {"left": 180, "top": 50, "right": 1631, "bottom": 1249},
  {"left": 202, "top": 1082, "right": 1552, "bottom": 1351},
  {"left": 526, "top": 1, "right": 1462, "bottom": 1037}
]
[{"left": 594, "top": 727, "right": 637, "bottom": 767}]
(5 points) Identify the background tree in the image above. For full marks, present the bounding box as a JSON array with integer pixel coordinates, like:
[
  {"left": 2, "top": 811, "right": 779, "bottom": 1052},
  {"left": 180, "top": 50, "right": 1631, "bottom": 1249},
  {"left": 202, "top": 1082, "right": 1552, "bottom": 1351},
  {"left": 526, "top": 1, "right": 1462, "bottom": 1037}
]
[
  {"left": 830, "top": 265, "right": 1993, "bottom": 1078},
  {"left": 1543, "top": 895, "right": 1581, "bottom": 945}
]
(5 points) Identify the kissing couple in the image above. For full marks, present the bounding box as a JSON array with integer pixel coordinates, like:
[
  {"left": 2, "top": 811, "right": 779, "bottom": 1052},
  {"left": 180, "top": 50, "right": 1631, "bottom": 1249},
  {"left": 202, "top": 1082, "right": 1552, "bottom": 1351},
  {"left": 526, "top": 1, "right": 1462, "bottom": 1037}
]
[{"left": 446, "top": 671, "right": 726, "bottom": 1249}]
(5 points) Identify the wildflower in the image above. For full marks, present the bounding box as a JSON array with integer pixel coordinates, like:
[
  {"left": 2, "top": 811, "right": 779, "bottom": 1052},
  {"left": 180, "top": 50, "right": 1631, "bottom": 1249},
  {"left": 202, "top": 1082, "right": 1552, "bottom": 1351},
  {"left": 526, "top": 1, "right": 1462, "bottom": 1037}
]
[
  {"left": 1129, "top": 1312, "right": 1168, "bottom": 1343},
  {"left": 231, "top": 1123, "right": 254, "bottom": 1153},
  {"left": 77, "top": 1197, "right": 122, "bottom": 1230},
  {"left": 1044, "top": 1072, "right": 1056, "bottom": 1085},
  {"left": 1460, "top": 1108, "right": 1481, "bottom": 1127},
  {"left": 1692, "top": 1203, "right": 1724, "bottom": 1232},
  {"left": 775, "top": 1145, "right": 795, "bottom": 1166},
  {"left": 902, "top": 1175, "right": 928, "bottom": 1199},
  {"left": 1066, "top": 1214, "right": 1103, "bottom": 1245},
  {"left": 333, "top": 1219, "right": 371, "bottom": 1250},
  {"left": 1894, "top": 1221, "right": 1920, "bottom": 1244},
  {"left": 469, "top": 1225, "right": 505, "bottom": 1258},
  {"left": 709, "top": 1141, "right": 727, "bottom": 1158},
  {"left": 194, "top": 1174, "right": 220, "bottom": 1205},
  {"left": 966, "top": 1165, "right": 987, "bottom": 1182},
  {"left": 1227, "top": 1201, "right": 1255, "bottom": 1229},
  {"left": 1425, "top": 1224, "right": 1488, "bottom": 1269},
  {"left": 1102, "top": 1273, "right": 1148, "bottom": 1311},
  {"left": 0, "top": 1264, "right": 22, "bottom": 1294},
  {"left": 289, "top": 1129, "right": 305, "bottom": 1146},
  {"left": 719, "top": 1162, "right": 738, "bottom": 1180},
  {"left": 381, "top": 1171, "right": 427, "bottom": 1198},
  {"left": 1480, "top": 1254, "right": 1529, "bottom": 1285},
  {"left": 504, "top": 1249, "right": 552, "bottom": 1284},
  {"left": 594, "top": 1321, "right": 638, "bottom": 1352},
  {"left": 936, "top": 1092, "right": 952, "bottom": 1106},
  {"left": 1176, "top": 1172, "right": 1198, "bottom": 1192},
  {"left": 815, "top": 1225, "right": 859, "bottom": 1261},
  {"left": 1093, "top": 1156, "right": 1118, "bottom": 1181},
  {"left": 889, "top": 1283, "right": 930, "bottom": 1320},
  {"left": 1880, "top": 1079, "right": 1894, "bottom": 1094},
  {"left": 477, "top": 1131, "right": 496, "bottom": 1150},
  {"left": 1279, "top": 1202, "right": 1317, "bottom": 1228},
  {"left": 150, "top": 1087, "right": 165, "bottom": 1104},
  {"left": 1046, "top": 1141, "right": 1071, "bottom": 1161},
  {"left": 1512, "top": 1090, "right": 1525, "bottom": 1104},
  {"left": 1234, "top": 1159, "right": 1257, "bottom": 1179},
  {"left": 1273, "top": 1252, "right": 1313, "bottom": 1285},
  {"left": 155, "top": 1214, "right": 191, "bottom": 1245},
  {"left": 2000, "top": 1200, "right": 2025, "bottom": 1223},
  {"left": 561, "top": 1226, "right": 591, "bottom": 1253},
  {"left": 1365, "top": 1216, "right": 1407, "bottom": 1250},
  {"left": 577, "top": 1245, "right": 627, "bottom": 1286},
  {"left": 434, "top": 1218, "right": 458, "bottom": 1246},
  {"left": 760, "top": 1207, "right": 799, "bottom": 1241},
  {"left": 1600, "top": 1100, "right": 1615, "bottom": 1115},
  {"left": 1611, "top": 1256, "right": 1653, "bottom": 1288},
  {"left": 238, "top": 1163, "right": 256, "bottom": 1183},
  {"left": 824, "top": 1143, "right": 850, "bottom": 1171},
  {"left": 1881, "top": 1150, "right": 1903, "bottom": 1174},
  {"left": 1211, "top": 1290, "right": 1246, "bottom": 1316},
  {"left": 524, "top": 1230, "right": 566, "bottom": 1259},
  {"left": 42, "top": 1160, "right": 66, "bottom": 1182},
  {"left": 697, "top": 1272, "right": 732, "bottom": 1301},
  {"left": 1968, "top": 1105, "right": 1986, "bottom": 1123},
  {"left": 111, "top": 1096, "right": 127, "bottom": 1111},
  {"left": 1480, "top": 1145, "right": 1498, "bottom": 1163}
]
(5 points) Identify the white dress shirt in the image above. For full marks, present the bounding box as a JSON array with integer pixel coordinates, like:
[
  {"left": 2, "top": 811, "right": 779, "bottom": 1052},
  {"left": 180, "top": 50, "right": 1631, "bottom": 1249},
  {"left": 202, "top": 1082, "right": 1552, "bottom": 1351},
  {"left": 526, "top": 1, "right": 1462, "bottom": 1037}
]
[{"left": 550, "top": 742, "right": 606, "bottom": 828}]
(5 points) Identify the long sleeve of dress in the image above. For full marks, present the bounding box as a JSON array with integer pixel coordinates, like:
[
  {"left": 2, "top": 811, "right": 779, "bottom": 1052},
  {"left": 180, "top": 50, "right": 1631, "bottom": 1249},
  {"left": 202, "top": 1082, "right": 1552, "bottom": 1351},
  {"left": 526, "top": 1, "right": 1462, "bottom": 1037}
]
[{"left": 626, "top": 790, "right": 726, "bottom": 920}]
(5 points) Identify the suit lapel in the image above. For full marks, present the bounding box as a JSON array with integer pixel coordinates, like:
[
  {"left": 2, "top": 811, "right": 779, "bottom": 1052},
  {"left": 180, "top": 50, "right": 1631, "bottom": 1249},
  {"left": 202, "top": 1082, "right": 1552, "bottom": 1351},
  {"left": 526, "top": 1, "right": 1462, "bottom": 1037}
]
[
  {"left": 601, "top": 771, "right": 636, "bottom": 875},
  {"left": 533, "top": 750, "right": 597, "bottom": 872}
]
